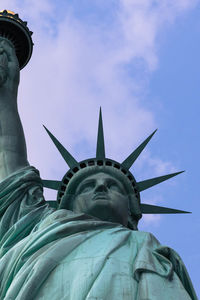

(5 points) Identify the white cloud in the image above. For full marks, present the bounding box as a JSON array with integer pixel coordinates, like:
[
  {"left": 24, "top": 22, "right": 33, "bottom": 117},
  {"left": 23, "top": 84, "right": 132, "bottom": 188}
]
[
  {"left": 0, "top": 0, "right": 198, "bottom": 217},
  {"left": 140, "top": 213, "right": 161, "bottom": 228},
  {"left": 117, "top": 0, "right": 198, "bottom": 70}
]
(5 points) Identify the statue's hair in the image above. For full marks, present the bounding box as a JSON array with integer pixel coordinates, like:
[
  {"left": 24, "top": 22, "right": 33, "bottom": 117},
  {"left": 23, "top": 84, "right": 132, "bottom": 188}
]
[{"left": 59, "top": 166, "right": 142, "bottom": 230}]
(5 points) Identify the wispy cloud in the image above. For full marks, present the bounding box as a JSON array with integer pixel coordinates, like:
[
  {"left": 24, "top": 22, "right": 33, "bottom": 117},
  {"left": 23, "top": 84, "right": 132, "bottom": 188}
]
[{"left": 0, "top": 0, "right": 198, "bottom": 223}]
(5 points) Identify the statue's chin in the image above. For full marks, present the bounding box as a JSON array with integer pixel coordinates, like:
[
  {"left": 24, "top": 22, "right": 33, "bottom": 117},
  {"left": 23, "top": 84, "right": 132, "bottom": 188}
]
[{"left": 84, "top": 202, "right": 128, "bottom": 226}]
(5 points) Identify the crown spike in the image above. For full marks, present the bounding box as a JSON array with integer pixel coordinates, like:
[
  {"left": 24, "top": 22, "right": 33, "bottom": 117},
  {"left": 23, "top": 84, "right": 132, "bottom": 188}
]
[
  {"left": 140, "top": 203, "right": 190, "bottom": 214},
  {"left": 43, "top": 125, "right": 78, "bottom": 169},
  {"left": 121, "top": 129, "right": 157, "bottom": 170},
  {"left": 96, "top": 107, "right": 105, "bottom": 159},
  {"left": 137, "top": 171, "right": 184, "bottom": 192}
]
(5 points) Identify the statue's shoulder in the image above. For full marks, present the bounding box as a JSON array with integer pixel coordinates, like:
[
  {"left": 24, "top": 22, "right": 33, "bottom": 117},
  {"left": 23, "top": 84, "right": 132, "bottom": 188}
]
[
  {"left": 126, "top": 229, "right": 162, "bottom": 251},
  {"left": 132, "top": 230, "right": 156, "bottom": 237}
]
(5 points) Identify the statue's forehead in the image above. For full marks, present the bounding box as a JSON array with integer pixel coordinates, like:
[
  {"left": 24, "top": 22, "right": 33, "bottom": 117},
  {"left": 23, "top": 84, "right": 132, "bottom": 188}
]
[{"left": 76, "top": 171, "right": 122, "bottom": 186}]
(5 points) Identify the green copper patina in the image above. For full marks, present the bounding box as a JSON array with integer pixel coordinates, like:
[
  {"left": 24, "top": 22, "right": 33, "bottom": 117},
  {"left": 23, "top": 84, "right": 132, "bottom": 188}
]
[{"left": 0, "top": 11, "right": 197, "bottom": 300}]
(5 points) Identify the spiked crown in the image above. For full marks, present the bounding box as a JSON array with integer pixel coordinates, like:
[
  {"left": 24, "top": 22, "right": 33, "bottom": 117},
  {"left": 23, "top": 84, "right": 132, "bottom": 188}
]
[{"left": 42, "top": 109, "right": 189, "bottom": 215}]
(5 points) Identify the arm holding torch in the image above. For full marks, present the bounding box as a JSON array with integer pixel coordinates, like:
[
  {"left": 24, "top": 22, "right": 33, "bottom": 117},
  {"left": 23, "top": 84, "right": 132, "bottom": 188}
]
[{"left": 0, "top": 39, "right": 29, "bottom": 181}]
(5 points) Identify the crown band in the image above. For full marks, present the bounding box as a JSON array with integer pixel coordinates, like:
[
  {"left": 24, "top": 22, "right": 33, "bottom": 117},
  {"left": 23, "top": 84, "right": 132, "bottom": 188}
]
[{"left": 58, "top": 158, "right": 139, "bottom": 203}]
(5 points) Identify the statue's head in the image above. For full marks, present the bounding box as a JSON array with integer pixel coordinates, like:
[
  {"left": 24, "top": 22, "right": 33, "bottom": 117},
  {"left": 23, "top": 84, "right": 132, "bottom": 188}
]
[
  {"left": 43, "top": 109, "right": 187, "bottom": 230},
  {"left": 59, "top": 166, "right": 142, "bottom": 230}
]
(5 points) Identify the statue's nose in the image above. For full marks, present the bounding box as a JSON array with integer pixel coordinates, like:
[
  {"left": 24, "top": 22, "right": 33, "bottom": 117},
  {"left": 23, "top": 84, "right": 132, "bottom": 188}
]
[{"left": 95, "top": 184, "right": 107, "bottom": 193}]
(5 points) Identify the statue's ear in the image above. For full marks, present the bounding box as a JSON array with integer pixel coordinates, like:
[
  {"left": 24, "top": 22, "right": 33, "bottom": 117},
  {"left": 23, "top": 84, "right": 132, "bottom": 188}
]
[
  {"left": 127, "top": 193, "right": 142, "bottom": 230},
  {"left": 128, "top": 193, "right": 142, "bottom": 220}
]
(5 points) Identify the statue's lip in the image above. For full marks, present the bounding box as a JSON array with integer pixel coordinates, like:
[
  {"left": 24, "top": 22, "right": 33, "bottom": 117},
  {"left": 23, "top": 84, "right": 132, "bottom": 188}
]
[{"left": 93, "top": 193, "right": 109, "bottom": 200}]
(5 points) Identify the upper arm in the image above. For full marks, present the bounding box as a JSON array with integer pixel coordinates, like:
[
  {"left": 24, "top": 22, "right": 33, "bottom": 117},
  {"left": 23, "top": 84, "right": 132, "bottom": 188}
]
[{"left": 0, "top": 166, "right": 52, "bottom": 251}]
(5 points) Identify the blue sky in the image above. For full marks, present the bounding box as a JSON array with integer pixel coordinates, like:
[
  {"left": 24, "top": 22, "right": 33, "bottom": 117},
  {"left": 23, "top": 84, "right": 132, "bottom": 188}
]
[{"left": 1, "top": 0, "right": 200, "bottom": 296}]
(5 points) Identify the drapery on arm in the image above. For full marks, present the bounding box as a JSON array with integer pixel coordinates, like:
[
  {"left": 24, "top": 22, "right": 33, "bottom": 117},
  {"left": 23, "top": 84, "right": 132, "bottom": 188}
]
[
  {"left": 0, "top": 166, "right": 54, "bottom": 253},
  {"left": 0, "top": 38, "right": 29, "bottom": 181}
]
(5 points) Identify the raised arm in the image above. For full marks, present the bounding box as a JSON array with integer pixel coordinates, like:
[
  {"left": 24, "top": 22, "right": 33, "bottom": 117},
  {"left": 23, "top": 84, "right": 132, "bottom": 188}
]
[{"left": 0, "top": 39, "right": 29, "bottom": 181}]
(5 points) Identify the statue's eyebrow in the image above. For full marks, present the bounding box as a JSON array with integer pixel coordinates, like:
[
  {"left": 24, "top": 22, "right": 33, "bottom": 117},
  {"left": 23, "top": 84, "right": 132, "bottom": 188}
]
[
  {"left": 105, "top": 177, "right": 121, "bottom": 185},
  {"left": 76, "top": 179, "right": 95, "bottom": 192},
  {"left": 105, "top": 178, "right": 118, "bottom": 184},
  {"left": 79, "top": 179, "right": 95, "bottom": 186},
  {"left": 105, "top": 178, "right": 126, "bottom": 192}
]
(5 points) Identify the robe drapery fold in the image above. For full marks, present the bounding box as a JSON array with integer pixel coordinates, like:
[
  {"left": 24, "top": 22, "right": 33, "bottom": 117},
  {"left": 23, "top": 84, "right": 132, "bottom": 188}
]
[{"left": 0, "top": 166, "right": 197, "bottom": 300}]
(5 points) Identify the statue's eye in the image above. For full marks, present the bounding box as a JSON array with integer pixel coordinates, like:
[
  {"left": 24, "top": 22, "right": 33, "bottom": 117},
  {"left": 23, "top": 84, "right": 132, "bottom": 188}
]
[
  {"left": 79, "top": 182, "right": 94, "bottom": 193},
  {"left": 108, "top": 183, "right": 122, "bottom": 193}
]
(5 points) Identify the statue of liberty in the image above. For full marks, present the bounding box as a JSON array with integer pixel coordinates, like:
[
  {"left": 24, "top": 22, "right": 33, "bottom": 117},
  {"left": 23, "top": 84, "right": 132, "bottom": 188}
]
[{"left": 0, "top": 10, "right": 197, "bottom": 300}]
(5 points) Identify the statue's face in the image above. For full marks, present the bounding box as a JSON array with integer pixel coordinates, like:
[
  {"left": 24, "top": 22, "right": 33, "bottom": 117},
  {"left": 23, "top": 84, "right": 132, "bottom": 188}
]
[{"left": 72, "top": 172, "right": 129, "bottom": 226}]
